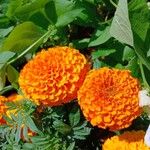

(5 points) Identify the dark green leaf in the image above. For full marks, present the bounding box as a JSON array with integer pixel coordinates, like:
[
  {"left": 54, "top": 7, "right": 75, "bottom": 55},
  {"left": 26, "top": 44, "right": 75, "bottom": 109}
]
[
  {"left": 89, "top": 26, "right": 111, "bottom": 47},
  {"left": 53, "top": 120, "right": 71, "bottom": 135},
  {"left": 12, "top": 0, "right": 50, "bottom": 21},
  {"left": 129, "top": 0, "right": 150, "bottom": 41},
  {"left": 56, "top": 8, "right": 84, "bottom": 27},
  {"left": 1, "top": 22, "right": 45, "bottom": 53},
  {"left": 110, "top": 0, "right": 134, "bottom": 46},
  {"left": 69, "top": 107, "right": 80, "bottom": 127}
]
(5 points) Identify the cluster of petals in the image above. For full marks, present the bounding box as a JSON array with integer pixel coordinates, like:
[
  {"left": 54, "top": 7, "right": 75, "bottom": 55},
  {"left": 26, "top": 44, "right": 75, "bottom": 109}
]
[
  {"left": 19, "top": 46, "right": 90, "bottom": 106},
  {"left": 103, "top": 130, "right": 150, "bottom": 150},
  {"left": 78, "top": 67, "right": 141, "bottom": 131},
  {"left": 0, "top": 96, "right": 8, "bottom": 124}
]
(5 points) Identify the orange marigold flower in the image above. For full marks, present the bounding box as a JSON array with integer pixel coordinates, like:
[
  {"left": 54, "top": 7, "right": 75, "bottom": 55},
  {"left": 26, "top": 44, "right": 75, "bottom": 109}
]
[
  {"left": 78, "top": 67, "right": 141, "bottom": 131},
  {"left": 19, "top": 46, "right": 90, "bottom": 106},
  {"left": 103, "top": 130, "right": 150, "bottom": 150},
  {"left": 0, "top": 96, "right": 8, "bottom": 124}
]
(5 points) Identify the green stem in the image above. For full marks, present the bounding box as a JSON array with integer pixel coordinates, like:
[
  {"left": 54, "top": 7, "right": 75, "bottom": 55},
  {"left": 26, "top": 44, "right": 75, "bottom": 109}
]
[
  {"left": 139, "top": 60, "right": 150, "bottom": 90},
  {"left": 7, "top": 30, "right": 51, "bottom": 65},
  {"left": 110, "top": 0, "right": 117, "bottom": 8}
]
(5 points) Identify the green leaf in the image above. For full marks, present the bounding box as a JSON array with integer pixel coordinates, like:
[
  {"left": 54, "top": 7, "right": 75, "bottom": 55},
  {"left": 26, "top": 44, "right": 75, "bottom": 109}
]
[
  {"left": 93, "top": 58, "right": 102, "bottom": 69},
  {"left": 0, "top": 51, "right": 15, "bottom": 69},
  {"left": 6, "top": 65, "right": 19, "bottom": 89},
  {"left": 92, "top": 49, "right": 116, "bottom": 59},
  {"left": 56, "top": 8, "right": 84, "bottom": 27},
  {"left": 110, "top": 0, "right": 134, "bottom": 46},
  {"left": 122, "top": 46, "right": 135, "bottom": 61},
  {"left": 0, "top": 26, "right": 14, "bottom": 38},
  {"left": 129, "top": 0, "right": 150, "bottom": 41},
  {"left": 1, "top": 22, "right": 45, "bottom": 53},
  {"left": 0, "top": 66, "right": 6, "bottom": 91},
  {"left": 67, "top": 142, "right": 75, "bottom": 150},
  {"left": 9, "top": 0, "right": 50, "bottom": 21},
  {"left": 89, "top": 26, "right": 111, "bottom": 47},
  {"left": 26, "top": 116, "right": 39, "bottom": 133},
  {"left": 53, "top": 120, "right": 71, "bottom": 135},
  {"left": 69, "top": 107, "right": 80, "bottom": 127}
]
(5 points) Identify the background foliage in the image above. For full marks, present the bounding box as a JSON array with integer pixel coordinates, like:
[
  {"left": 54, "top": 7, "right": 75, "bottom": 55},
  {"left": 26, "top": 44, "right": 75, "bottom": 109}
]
[{"left": 0, "top": 0, "right": 150, "bottom": 149}]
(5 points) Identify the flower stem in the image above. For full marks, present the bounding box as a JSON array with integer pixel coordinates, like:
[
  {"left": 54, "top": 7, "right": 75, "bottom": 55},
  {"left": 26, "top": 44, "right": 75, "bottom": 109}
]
[
  {"left": 8, "top": 30, "right": 51, "bottom": 65},
  {"left": 139, "top": 60, "right": 150, "bottom": 90}
]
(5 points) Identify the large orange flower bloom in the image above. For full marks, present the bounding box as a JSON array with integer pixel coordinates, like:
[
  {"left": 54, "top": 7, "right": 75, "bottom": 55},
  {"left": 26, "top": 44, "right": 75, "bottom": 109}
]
[
  {"left": 103, "top": 130, "right": 150, "bottom": 150},
  {"left": 0, "top": 96, "right": 8, "bottom": 124},
  {"left": 19, "top": 46, "right": 90, "bottom": 106},
  {"left": 78, "top": 67, "right": 141, "bottom": 131}
]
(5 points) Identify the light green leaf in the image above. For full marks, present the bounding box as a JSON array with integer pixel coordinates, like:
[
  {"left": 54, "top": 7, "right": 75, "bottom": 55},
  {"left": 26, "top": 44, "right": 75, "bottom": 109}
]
[
  {"left": 122, "top": 46, "right": 135, "bottom": 61},
  {"left": 26, "top": 116, "right": 39, "bottom": 133},
  {"left": 6, "top": 65, "right": 19, "bottom": 88},
  {"left": 0, "top": 51, "right": 15, "bottom": 69},
  {"left": 56, "top": 8, "right": 84, "bottom": 27},
  {"left": 92, "top": 49, "right": 116, "bottom": 59},
  {"left": 0, "top": 67, "right": 6, "bottom": 91},
  {"left": 110, "top": 0, "right": 134, "bottom": 46},
  {"left": 69, "top": 107, "right": 80, "bottom": 127},
  {"left": 89, "top": 26, "right": 111, "bottom": 47},
  {"left": 67, "top": 142, "right": 75, "bottom": 150},
  {"left": 0, "top": 26, "right": 14, "bottom": 38},
  {"left": 1, "top": 22, "right": 45, "bottom": 53}
]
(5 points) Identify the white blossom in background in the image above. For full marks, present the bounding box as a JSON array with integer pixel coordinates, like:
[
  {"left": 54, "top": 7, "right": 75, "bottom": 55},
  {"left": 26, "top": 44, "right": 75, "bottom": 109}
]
[
  {"left": 139, "top": 90, "right": 150, "bottom": 107},
  {"left": 144, "top": 125, "right": 150, "bottom": 147},
  {"left": 138, "top": 89, "right": 150, "bottom": 147}
]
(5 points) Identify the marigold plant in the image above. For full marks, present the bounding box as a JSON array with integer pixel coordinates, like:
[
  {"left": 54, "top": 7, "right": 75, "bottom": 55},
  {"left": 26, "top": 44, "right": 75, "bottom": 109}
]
[
  {"left": 103, "top": 130, "right": 150, "bottom": 150},
  {"left": 19, "top": 46, "right": 90, "bottom": 106},
  {"left": 78, "top": 67, "right": 141, "bottom": 131},
  {"left": 0, "top": 96, "right": 8, "bottom": 124}
]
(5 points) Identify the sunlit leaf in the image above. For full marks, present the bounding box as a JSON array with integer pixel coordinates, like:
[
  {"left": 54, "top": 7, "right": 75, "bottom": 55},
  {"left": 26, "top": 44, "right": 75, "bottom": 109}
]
[{"left": 110, "top": 0, "right": 134, "bottom": 46}]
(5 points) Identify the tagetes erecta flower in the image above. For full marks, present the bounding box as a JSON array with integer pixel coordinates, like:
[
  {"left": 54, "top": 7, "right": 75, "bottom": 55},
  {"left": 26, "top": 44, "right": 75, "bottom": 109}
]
[
  {"left": 0, "top": 96, "right": 8, "bottom": 124},
  {"left": 103, "top": 130, "right": 150, "bottom": 150},
  {"left": 78, "top": 67, "right": 141, "bottom": 131},
  {"left": 19, "top": 46, "right": 90, "bottom": 106}
]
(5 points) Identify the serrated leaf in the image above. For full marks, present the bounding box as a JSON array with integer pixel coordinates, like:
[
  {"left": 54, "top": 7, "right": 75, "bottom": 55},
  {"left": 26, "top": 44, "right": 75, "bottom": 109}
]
[
  {"left": 53, "top": 120, "right": 71, "bottom": 135},
  {"left": 23, "top": 143, "right": 35, "bottom": 150},
  {"left": 110, "top": 0, "right": 134, "bottom": 46},
  {"left": 56, "top": 8, "right": 84, "bottom": 27},
  {"left": 26, "top": 116, "right": 39, "bottom": 133},
  {"left": 92, "top": 49, "right": 116, "bottom": 59},
  {"left": 1, "top": 22, "right": 45, "bottom": 53},
  {"left": 67, "top": 142, "right": 75, "bottom": 150},
  {"left": 69, "top": 107, "right": 80, "bottom": 127},
  {"left": 89, "top": 26, "right": 111, "bottom": 47}
]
